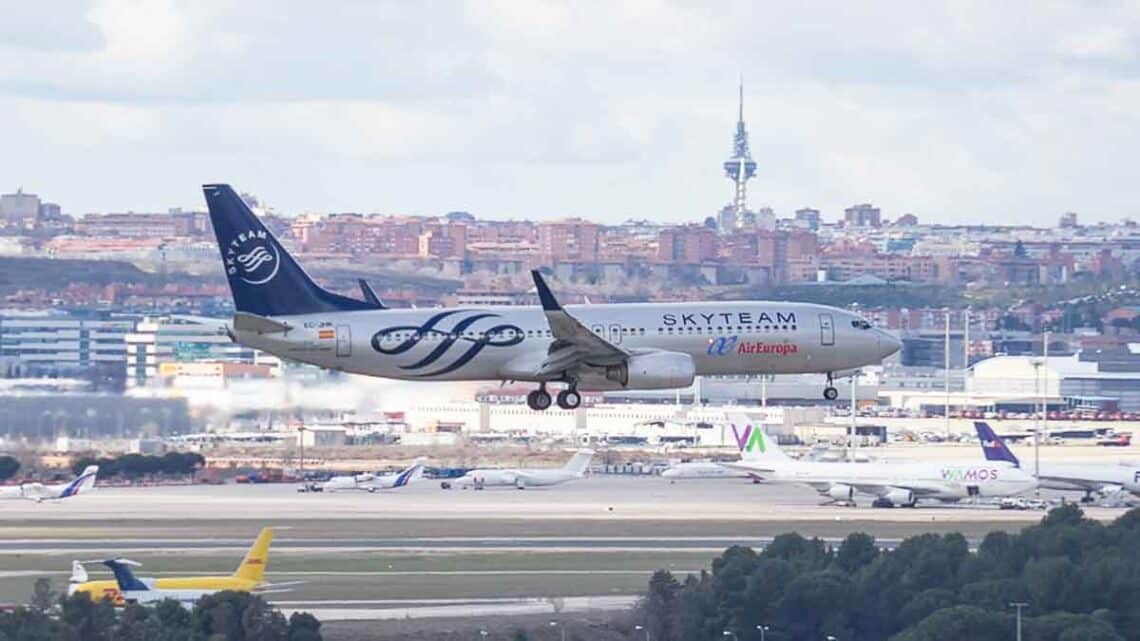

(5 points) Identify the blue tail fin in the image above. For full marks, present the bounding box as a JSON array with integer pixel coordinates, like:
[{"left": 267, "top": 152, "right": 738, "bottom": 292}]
[
  {"left": 974, "top": 421, "right": 1020, "bottom": 467},
  {"left": 203, "top": 184, "right": 382, "bottom": 317},
  {"left": 102, "top": 559, "right": 149, "bottom": 592}
]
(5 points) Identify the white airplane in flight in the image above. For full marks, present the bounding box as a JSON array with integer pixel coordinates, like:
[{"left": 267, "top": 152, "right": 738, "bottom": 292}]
[
  {"left": 975, "top": 421, "right": 1140, "bottom": 502},
  {"left": 321, "top": 458, "right": 426, "bottom": 492},
  {"left": 202, "top": 184, "right": 900, "bottom": 411},
  {"left": 452, "top": 449, "right": 594, "bottom": 489},
  {"left": 0, "top": 466, "right": 98, "bottom": 502},
  {"left": 724, "top": 423, "right": 1036, "bottom": 507}
]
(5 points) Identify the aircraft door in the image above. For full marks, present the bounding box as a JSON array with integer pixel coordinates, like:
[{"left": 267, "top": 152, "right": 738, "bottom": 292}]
[
  {"left": 336, "top": 325, "right": 351, "bottom": 357},
  {"left": 609, "top": 323, "right": 623, "bottom": 345},
  {"left": 819, "top": 313, "right": 835, "bottom": 346}
]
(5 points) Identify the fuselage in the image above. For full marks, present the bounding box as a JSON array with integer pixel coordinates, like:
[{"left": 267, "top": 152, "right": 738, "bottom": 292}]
[
  {"left": 748, "top": 460, "right": 1037, "bottom": 501},
  {"left": 72, "top": 575, "right": 257, "bottom": 605},
  {"left": 455, "top": 468, "right": 582, "bottom": 488},
  {"left": 661, "top": 462, "right": 747, "bottom": 480},
  {"left": 234, "top": 301, "right": 897, "bottom": 389},
  {"left": 1032, "top": 462, "right": 1140, "bottom": 494}
]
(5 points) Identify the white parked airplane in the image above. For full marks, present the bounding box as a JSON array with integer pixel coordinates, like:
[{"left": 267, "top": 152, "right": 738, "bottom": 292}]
[
  {"left": 724, "top": 424, "right": 1036, "bottom": 507},
  {"left": 321, "top": 458, "right": 426, "bottom": 492},
  {"left": 661, "top": 461, "right": 750, "bottom": 481},
  {"left": 976, "top": 421, "right": 1140, "bottom": 502},
  {"left": 202, "top": 184, "right": 900, "bottom": 411},
  {"left": 0, "top": 466, "right": 98, "bottom": 502},
  {"left": 453, "top": 450, "right": 594, "bottom": 489}
]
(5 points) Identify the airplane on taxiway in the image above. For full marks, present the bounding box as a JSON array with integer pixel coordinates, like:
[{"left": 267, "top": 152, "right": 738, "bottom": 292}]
[
  {"left": 724, "top": 421, "right": 1037, "bottom": 507},
  {"left": 0, "top": 465, "right": 98, "bottom": 502},
  {"left": 451, "top": 449, "right": 594, "bottom": 489},
  {"left": 69, "top": 527, "right": 299, "bottom": 605},
  {"left": 203, "top": 183, "right": 900, "bottom": 411},
  {"left": 321, "top": 457, "right": 426, "bottom": 492},
  {"left": 975, "top": 421, "right": 1140, "bottom": 503}
]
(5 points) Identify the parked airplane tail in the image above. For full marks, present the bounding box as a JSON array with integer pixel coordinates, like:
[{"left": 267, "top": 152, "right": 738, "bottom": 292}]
[
  {"left": 232, "top": 527, "right": 274, "bottom": 583},
  {"left": 103, "top": 559, "right": 149, "bottom": 592},
  {"left": 203, "top": 184, "right": 381, "bottom": 317},
  {"left": 726, "top": 414, "right": 790, "bottom": 461},
  {"left": 975, "top": 421, "right": 1020, "bottom": 467},
  {"left": 59, "top": 465, "right": 98, "bottom": 498},
  {"left": 393, "top": 458, "right": 426, "bottom": 488},
  {"left": 563, "top": 449, "right": 595, "bottom": 475}
]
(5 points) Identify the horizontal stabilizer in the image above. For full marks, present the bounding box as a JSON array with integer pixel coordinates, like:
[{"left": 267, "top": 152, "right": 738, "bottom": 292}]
[{"left": 233, "top": 312, "right": 292, "bottom": 334}]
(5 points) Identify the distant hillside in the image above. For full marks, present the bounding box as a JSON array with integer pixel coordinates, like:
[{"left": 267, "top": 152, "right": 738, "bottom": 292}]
[{"left": 0, "top": 256, "right": 161, "bottom": 294}]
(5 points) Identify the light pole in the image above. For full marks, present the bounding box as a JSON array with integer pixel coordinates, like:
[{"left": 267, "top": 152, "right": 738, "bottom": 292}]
[
  {"left": 479, "top": 630, "right": 488, "bottom": 641},
  {"left": 297, "top": 426, "right": 307, "bottom": 488},
  {"left": 826, "top": 636, "right": 838, "bottom": 641},
  {"left": 634, "top": 624, "right": 650, "bottom": 641},
  {"left": 757, "top": 625, "right": 769, "bottom": 641},
  {"left": 549, "top": 621, "right": 565, "bottom": 641},
  {"left": 1010, "top": 602, "right": 1029, "bottom": 641},
  {"left": 722, "top": 631, "right": 737, "bottom": 641}
]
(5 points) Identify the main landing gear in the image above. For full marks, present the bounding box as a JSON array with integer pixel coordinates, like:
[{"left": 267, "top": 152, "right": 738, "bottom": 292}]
[
  {"left": 526, "top": 384, "right": 581, "bottom": 411},
  {"left": 823, "top": 372, "right": 839, "bottom": 401}
]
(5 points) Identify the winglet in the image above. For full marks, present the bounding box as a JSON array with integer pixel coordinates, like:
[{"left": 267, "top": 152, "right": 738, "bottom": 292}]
[
  {"left": 531, "top": 270, "right": 562, "bottom": 311},
  {"left": 358, "top": 279, "right": 387, "bottom": 309}
]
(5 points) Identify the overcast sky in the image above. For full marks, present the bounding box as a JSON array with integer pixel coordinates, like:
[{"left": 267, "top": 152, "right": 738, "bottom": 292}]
[{"left": 2, "top": 1, "right": 1139, "bottom": 225}]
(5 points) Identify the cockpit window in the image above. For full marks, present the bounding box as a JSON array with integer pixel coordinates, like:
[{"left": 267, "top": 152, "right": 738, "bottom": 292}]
[{"left": 851, "top": 319, "right": 872, "bottom": 330}]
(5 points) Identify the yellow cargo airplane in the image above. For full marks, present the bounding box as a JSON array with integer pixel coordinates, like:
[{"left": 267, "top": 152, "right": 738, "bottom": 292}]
[{"left": 68, "top": 527, "right": 298, "bottom": 605}]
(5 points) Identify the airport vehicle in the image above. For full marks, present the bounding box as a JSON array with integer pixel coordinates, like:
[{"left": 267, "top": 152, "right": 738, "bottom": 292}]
[
  {"left": 321, "top": 458, "right": 426, "bottom": 492},
  {"left": 69, "top": 527, "right": 296, "bottom": 605},
  {"left": 0, "top": 466, "right": 97, "bottom": 502},
  {"left": 725, "top": 425, "right": 1037, "bottom": 507},
  {"left": 452, "top": 449, "right": 594, "bottom": 489},
  {"left": 203, "top": 184, "right": 900, "bottom": 410},
  {"left": 975, "top": 421, "right": 1140, "bottom": 502}
]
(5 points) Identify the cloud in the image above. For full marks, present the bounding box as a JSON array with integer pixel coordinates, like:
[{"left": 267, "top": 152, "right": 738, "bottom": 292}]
[{"left": 0, "top": 1, "right": 1138, "bottom": 224}]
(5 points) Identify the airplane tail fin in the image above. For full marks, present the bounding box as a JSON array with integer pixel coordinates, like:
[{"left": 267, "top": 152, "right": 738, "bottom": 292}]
[
  {"left": 393, "top": 458, "right": 426, "bottom": 488},
  {"left": 232, "top": 527, "right": 274, "bottom": 583},
  {"left": 69, "top": 561, "right": 88, "bottom": 586},
  {"left": 727, "top": 414, "right": 790, "bottom": 461},
  {"left": 975, "top": 421, "right": 1020, "bottom": 467},
  {"left": 103, "top": 559, "right": 148, "bottom": 592},
  {"left": 203, "top": 184, "right": 381, "bottom": 317},
  {"left": 563, "top": 449, "right": 595, "bottom": 476},
  {"left": 59, "top": 465, "right": 98, "bottom": 498}
]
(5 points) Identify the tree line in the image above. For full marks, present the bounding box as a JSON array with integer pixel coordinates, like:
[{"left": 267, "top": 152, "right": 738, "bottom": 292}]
[
  {"left": 71, "top": 452, "right": 205, "bottom": 479},
  {"left": 2, "top": 586, "right": 321, "bottom": 641},
  {"left": 638, "top": 505, "right": 1137, "bottom": 641}
]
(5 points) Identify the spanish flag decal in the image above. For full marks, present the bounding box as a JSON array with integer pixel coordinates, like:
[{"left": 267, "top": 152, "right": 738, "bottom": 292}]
[{"left": 318, "top": 329, "right": 335, "bottom": 340}]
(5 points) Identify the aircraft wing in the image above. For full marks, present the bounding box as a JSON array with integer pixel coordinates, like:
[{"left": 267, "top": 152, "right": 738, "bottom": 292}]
[{"left": 530, "top": 270, "right": 628, "bottom": 377}]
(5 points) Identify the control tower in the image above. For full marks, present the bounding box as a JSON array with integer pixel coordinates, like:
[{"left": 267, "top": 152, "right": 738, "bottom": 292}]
[{"left": 719, "top": 81, "right": 757, "bottom": 231}]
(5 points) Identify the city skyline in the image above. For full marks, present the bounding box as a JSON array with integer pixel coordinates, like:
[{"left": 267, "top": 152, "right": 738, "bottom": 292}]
[{"left": 2, "top": 3, "right": 1139, "bottom": 224}]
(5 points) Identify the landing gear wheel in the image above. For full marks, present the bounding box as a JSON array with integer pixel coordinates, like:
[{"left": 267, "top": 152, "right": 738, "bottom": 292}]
[
  {"left": 527, "top": 388, "right": 552, "bottom": 411},
  {"left": 823, "top": 386, "right": 839, "bottom": 401},
  {"left": 556, "top": 389, "right": 582, "bottom": 410}
]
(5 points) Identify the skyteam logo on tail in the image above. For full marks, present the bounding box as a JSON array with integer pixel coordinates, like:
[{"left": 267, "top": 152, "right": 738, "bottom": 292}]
[
  {"left": 731, "top": 423, "right": 766, "bottom": 453},
  {"left": 226, "top": 230, "right": 280, "bottom": 285}
]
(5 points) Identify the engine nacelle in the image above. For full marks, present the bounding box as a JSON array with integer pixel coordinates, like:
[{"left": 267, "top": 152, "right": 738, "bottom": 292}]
[
  {"left": 883, "top": 487, "right": 916, "bottom": 507},
  {"left": 828, "top": 483, "right": 855, "bottom": 502},
  {"left": 578, "top": 352, "right": 696, "bottom": 390}
]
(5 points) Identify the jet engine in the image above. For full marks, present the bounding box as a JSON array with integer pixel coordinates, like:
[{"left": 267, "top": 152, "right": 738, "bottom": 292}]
[
  {"left": 602, "top": 352, "right": 695, "bottom": 389},
  {"left": 882, "top": 487, "right": 916, "bottom": 507},
  {"left": 828, "top": 484, "right": 855, "bottom": 502}
]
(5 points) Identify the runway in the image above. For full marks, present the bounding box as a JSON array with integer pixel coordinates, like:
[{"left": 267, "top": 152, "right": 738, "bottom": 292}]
[{"left": 0, "top": 476, "right": 1127, "bottom": 614}]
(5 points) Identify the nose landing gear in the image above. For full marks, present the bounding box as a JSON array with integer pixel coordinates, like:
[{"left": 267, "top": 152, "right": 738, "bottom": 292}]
[{"left": 823, "top": 373, "right": 839, "bottom": 401}]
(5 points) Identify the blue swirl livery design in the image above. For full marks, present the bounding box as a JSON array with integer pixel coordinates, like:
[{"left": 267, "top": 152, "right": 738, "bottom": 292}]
[{"left": 371, "top": 310, "right": 523, "bottom": 377}]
